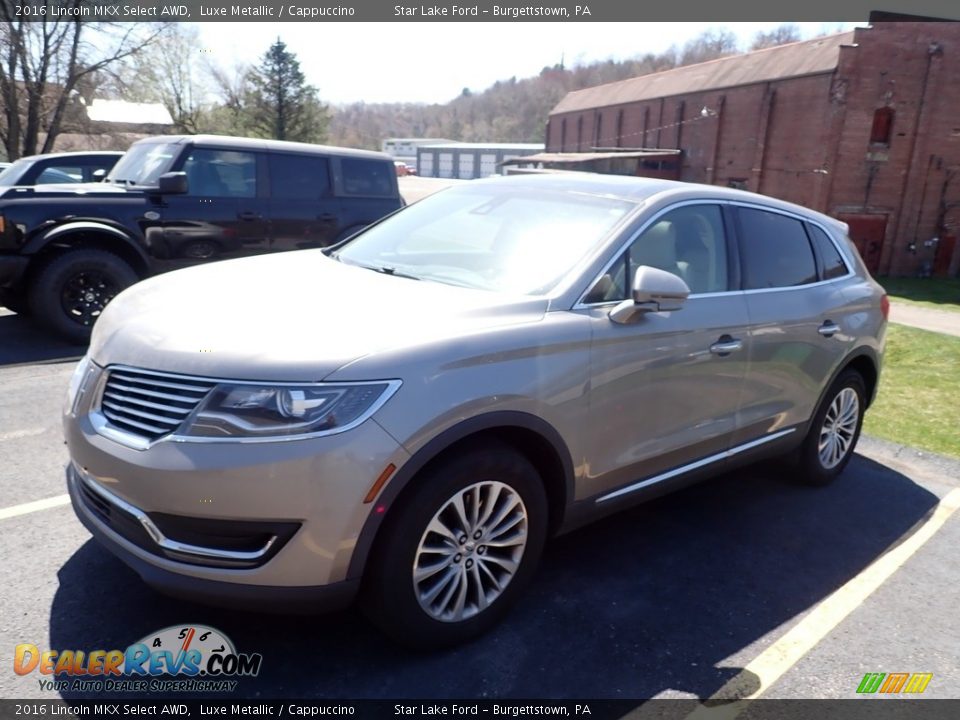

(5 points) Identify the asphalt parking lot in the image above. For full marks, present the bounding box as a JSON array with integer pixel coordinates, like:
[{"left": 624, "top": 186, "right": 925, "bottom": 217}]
[{"left": 1, "top": 306, "right": 959, "bottom": 707}]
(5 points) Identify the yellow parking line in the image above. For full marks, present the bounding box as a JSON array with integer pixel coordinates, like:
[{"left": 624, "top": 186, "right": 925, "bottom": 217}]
[
  {"left": 685, "top": 486, "right": 960, "bottom": 718},
  {"left": 0, "top": 494, "right": 71, "bottom": 521}
]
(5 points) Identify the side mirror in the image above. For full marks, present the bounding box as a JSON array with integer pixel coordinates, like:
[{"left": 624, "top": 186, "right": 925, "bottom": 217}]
[
  {"left": 157, "top": 172, "right": 188, "bottom": 195},
  {"left": 609, "top": 265, "right": 690, "bottom": 324},
  {"left": 92, "top": 169, "right": 107, "bottom": 182}
]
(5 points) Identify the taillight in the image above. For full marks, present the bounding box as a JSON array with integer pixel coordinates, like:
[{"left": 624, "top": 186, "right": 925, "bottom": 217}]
[{"left": 881, "top": 294, "right": 890, "bottom": 321}]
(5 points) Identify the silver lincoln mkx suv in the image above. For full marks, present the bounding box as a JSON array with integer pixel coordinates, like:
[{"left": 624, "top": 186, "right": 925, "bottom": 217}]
[{"left": 64, "top": 174, "right": 887, "bottom": 647}]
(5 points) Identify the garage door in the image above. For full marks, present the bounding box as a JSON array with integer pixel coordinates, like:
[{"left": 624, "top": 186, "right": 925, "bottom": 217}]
[
  {"left": 458, "top": 154, "right": 475, "bottom": 179},
  {"left": 479, "top": 154, "right": 498, "bottom": 177},
  {"left": 438, "top": 153, "right": 454, "bottom": 179},
  {"left": 420, "top": 153, "right": 434, "bottom": 177}
]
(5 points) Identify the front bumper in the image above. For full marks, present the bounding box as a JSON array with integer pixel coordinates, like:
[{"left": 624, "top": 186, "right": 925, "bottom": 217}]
[{"left": 65, "top": 388, "right": 409, "bottom": 609}]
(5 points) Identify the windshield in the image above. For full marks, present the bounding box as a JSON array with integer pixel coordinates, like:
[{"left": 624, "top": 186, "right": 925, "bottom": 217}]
[
  {"left": 0, "top": 158, "right": 30, "bottom": 185},
  {"left": 334, "top": 184, "right": 635, "bottom": 296},
  {"left": 105, "top": 142, "right": 180, "bottom": 186}
]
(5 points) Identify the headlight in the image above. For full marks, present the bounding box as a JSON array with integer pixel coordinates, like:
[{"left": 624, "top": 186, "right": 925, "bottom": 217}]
[
  {"left": 177, "top": 380, "right": 400, "bottom": 440},
  {"left": 65, "top": 354, "right": 92, "bottom": 413}
]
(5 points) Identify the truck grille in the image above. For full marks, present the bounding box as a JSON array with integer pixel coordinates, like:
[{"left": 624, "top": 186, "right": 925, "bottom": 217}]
[{"left": 100, "top": 367, "right": 216, "bottom": 441}]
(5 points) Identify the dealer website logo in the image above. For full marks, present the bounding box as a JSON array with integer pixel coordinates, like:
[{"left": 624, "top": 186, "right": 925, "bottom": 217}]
[
  {"left": 14, "top": 624, "right": 262, "bottom": 693},
  {"left": 856, "top": 672, "right": 933, "bottom": 695}
]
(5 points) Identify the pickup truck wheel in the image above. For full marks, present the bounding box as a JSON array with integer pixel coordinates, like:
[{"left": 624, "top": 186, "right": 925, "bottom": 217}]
[
  {"left": 362, "top": 442, "right": 548, "bottom": 649},
  {"left": 28, "top": 249, "right": 138, "bottom": 344}
]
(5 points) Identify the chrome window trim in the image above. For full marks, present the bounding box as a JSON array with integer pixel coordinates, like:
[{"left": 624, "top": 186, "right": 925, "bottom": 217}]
[
  {"left": 72, "top": 463, "right": 277, "bottom": 563},
  {"left": 574, "top": 199, "right": 854, "bottom": 310},
  {"left": 91, "top": 364, "right": 402, "bottom": 449},
  {"left": 595, "top": 428, "right": 797, "bottom": 504}
]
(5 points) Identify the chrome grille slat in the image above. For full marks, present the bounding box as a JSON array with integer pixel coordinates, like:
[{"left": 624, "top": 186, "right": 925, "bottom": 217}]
[
  {"left": 98, "top": 367, "right": 217, "bottom": 441},
  {"left": 107, "top": 381, "right": 206, "bottom": 405},
  {"left": 101, "top": 410, "right": 170, "bottom": 435},
  {"left": 108, "top": 373, "right": 213, "bottom": 394},
  {"left": 102, "top": 399, "right": 184, "bottom": 427},
  {"left": 102, "top": 390, "right": 195, "bottom": 416}
]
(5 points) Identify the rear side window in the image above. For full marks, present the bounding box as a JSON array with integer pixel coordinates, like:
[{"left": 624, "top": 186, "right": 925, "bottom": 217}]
[
  {"left": 341, "top": 158, "right": 394, "bottom": 197},
  {"left": 737, "top": 208, "right": 817, "bottom": 289},
  {"left": 807, "top": 224, "right": 850, "bottom": 280},
  {"left": 270, "top": 154, "right": 330, "bottom": 199}
]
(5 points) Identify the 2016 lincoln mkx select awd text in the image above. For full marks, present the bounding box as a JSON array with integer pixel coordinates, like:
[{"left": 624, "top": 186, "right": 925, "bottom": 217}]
[{"left": 64, "top": 174, "right": 887, "bottom": 648}]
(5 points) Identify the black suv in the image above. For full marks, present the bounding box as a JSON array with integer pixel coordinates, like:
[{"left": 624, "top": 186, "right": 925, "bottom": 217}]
[{"left": 0, "top": 135, "right": 403, "bottom": 342}]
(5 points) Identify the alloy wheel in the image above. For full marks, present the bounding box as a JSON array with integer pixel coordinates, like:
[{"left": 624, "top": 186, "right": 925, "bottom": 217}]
[
  {"left": 413, "top": 481, "right": 528, "bottom": 623},
  {"left": 818, "top": 387, "right": 860, "bottom": 470}
]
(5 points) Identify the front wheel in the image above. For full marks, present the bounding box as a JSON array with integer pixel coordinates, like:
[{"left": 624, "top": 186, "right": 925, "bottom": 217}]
[
  {"left": 796, "top": 369, "right": 866, "bottom": 486},
  {"left": 28, "top": 249, "right": 138, "bottom": 344},
  {"left": 362, "top": 443, "right": 548, "bottom": 649}
]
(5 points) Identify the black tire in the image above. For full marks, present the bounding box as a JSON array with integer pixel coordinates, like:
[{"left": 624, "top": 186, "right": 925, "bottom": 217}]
[
  {"left": 795, "top": 369, "right": 867, "bottom": 486},
  {"left": 361, "top": 442, "right": 548, "bottom": 649},
  {"left": 28, "top": 249, "right": 138, "bottom": 344}
]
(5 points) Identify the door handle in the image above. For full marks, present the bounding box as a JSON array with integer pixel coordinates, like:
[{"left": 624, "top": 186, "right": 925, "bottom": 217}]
[
  {"left": 818, "top": 321, "right": 841, "bottom": 338},
  {"left": 238, "top": 211, "right": 261, "bottom": 221},
  {"left": 709, "top": 336, "right": 743, "bottom": 356}
]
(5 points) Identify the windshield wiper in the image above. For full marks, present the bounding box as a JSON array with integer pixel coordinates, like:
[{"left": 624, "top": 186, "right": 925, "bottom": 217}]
[{"left": 340, "top": 258, "right": 421, "bottom": 281}]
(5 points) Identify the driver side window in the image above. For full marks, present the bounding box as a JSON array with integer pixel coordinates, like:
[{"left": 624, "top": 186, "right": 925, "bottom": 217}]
[{"left": 585, "top": 204, "right": 729, "bottom": 303}]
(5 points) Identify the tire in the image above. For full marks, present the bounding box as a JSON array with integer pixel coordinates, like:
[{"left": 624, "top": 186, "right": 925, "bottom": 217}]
[
  {"left": 795, "top": 369, "right": 866, "bottom": 486},
  {"left": 28, "top": 249, "right": 138, "bottom": 344},
  {"left": 361, "top": 442, "right": 548, "bottom": 649}
]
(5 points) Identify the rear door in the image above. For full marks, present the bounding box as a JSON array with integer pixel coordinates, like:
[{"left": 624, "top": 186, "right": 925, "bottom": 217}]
[
  {"left": 334, "top": 156, "right": 403, "bottom": 240},
  {"left": 731, "top": 204, "right": 857, "bottom": 446},
  {"left": 268, "top": 151, "right": 341, "bottom": 250}
]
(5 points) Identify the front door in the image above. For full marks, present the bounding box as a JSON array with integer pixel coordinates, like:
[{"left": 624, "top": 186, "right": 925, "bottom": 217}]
[
  {"left": 159, "top": 147, "right": 269, "bottom": 268},
  {"left": 582, "top": 203, "right": 750, "bottom": 501}
]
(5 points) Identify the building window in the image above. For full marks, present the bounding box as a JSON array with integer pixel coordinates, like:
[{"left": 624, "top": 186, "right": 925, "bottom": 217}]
[{"left": 870, "top": 107, "right": 895, "bottom": 146}]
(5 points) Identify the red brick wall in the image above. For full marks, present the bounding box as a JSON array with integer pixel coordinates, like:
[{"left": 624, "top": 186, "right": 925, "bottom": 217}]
[{"left": 547, "top": 21, "right": 960, "bottom": 276}]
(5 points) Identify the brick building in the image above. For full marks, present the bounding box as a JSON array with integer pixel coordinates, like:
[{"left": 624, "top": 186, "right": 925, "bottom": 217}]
[{"left": 545, "top": 15, "right": 960, "bottom": 277}]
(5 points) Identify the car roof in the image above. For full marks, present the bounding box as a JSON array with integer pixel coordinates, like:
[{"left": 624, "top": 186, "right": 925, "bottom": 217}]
[
  {"left": 468, "top": 172, "right": 846, "bottom": 234},
  {"left": 133, "top": 134, "right": 392, "bottom": 161},
  {"left": 12, "top": 150, "right": 124, "bottom": 162}
]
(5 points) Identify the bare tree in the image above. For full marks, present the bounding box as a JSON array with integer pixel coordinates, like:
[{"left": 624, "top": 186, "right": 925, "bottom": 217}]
[
  {"left": 750, "top": 24, "right": 803, "bottom": 51},
  {"left": 0, "top": 3, "right": 162, "bottom": 159},
  {"left": 680, "top": 29, "right": 740, "bottom": 65}
]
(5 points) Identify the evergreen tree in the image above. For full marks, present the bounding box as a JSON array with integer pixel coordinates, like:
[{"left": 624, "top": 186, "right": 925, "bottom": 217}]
[{"left": 246, "top": 39, "right": 329, "bottom": 143}]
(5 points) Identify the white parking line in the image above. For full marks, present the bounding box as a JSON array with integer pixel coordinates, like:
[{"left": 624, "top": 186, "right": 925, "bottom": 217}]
[
  {"left": 683, "top": 486, "right": 960, "bottom": 717},
  {"left": 0, "top": 494, "right": 71, "bottom": 521},
  {"left": 0, "top": 427, "right": 48, "bottom": 442}
]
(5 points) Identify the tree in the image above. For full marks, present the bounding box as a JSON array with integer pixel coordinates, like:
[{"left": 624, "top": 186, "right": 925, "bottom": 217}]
[
  {"left": 751, "top": 24, "right": 802, "bottom": 51},
  {"left": 679, "top": 28, "right": 740, "bottom": 65},
  {"left": 119, "top": 24, "right": 208, "bottom": 134},
  {"left": 0, "top": 5, "right": 162, "bottom": 159},
  {"left": 245, "top": 39, "right": 329, "bottom": 143}
]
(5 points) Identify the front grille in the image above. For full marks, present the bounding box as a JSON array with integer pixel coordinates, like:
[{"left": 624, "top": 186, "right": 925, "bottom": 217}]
[{"left": 100, "top": 367, "right": 216, "bottom": 440}]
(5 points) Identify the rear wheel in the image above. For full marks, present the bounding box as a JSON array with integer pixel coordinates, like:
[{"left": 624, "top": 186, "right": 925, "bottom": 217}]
[
  {"left": 362, "top": 442, "right": 548, "bottom": 649},
  {"left": 796, "top": 369, "right": 866, "bottom": 486},
  {"left": 28, "top": 249, "right": 138, "bottom": 344}
]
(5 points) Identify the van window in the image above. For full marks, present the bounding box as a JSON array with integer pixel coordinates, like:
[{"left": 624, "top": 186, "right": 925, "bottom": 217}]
[{"left": 341, "top": 158, "right": 394, "bottom": 197}]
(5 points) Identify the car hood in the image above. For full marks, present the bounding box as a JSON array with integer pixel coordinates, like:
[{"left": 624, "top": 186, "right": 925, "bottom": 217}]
[
  {"left": 90, "top": 251, "right": 548, "bottom": 381},
  {"left": 0, "top": 182, "right": 139, "bottom": 198}
]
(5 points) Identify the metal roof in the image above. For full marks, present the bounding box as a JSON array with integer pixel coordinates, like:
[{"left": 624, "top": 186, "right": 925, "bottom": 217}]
[
  {"left": 502, "top": 150, "right": 682, "bottom": 165},
  {"left": 551, "top": 31, "right": 856, "bottom": 115}
]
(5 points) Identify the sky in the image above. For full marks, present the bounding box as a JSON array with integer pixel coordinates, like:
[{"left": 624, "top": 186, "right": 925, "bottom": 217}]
[{"left": 191, "top": 22, "right": 861, "bottom": 106}]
